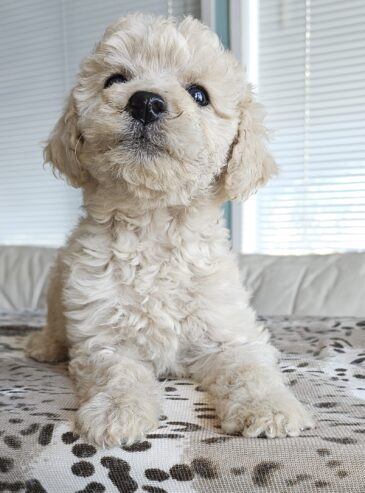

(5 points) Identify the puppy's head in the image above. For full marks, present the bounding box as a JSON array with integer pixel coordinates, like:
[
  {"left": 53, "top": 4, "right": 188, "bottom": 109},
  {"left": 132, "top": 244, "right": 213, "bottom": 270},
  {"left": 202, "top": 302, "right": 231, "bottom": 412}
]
[{"left": 45, "top": 14, "right": 277, "bottom": 206}]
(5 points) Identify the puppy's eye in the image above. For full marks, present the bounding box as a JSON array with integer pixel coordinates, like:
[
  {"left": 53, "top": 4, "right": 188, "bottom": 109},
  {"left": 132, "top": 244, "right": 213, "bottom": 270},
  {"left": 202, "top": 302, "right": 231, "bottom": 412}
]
[
  {"left": 187, "top": 85, "right": 209, "bottom": 106},
  {"left": 104, "top": 73, "right": 127, "bottom": 88}
]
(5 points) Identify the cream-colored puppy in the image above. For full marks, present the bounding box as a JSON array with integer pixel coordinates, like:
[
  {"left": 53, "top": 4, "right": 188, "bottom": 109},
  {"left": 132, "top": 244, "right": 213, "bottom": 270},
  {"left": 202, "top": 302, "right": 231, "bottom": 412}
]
[{"left": 26, "top": 14, "right": 314, "bottom": 447}]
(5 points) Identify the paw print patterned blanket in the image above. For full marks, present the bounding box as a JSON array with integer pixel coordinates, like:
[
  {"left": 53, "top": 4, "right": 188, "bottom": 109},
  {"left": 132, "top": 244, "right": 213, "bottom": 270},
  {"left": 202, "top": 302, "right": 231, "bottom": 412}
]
[{"left": 0, "top": 312, "right": 364, "bottom": 493}]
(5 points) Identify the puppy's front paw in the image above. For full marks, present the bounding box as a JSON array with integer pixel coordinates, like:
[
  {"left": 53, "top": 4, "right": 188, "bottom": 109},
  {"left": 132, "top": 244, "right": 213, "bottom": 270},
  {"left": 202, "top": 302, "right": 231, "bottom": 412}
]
[
  {"left": 75, "top": 391, "right": 160, "bottom": 447},
  {"left": 220, "top": 390, "right": 315, "bottom": 438}
]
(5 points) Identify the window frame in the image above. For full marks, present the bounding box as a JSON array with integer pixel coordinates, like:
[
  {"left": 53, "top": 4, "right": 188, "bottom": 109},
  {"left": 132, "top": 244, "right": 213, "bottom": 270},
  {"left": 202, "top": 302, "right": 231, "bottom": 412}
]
[{"left": 229, "top": 0, "right": 258, "bottom": 253}]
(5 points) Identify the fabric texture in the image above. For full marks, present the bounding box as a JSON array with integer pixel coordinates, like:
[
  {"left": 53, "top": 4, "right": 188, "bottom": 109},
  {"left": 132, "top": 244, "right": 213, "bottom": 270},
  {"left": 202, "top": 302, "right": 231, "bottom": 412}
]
[{"left": 0, "top": 311, "right": 364, "bottom": 492}]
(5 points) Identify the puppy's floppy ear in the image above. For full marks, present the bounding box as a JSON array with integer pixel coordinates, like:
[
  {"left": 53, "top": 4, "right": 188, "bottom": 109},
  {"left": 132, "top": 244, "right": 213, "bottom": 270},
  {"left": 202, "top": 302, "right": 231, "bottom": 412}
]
[
  {"left": 44, "top": 93, "right": 89, "bottom": 188},
  {"left": 224, "top": 89, "right": 277, "bottom": 201}
]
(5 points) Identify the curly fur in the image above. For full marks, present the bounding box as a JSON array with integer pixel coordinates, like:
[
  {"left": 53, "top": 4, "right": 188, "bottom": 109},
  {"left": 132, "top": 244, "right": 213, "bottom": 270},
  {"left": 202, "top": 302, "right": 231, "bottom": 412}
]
[{"left": 26, "top": 14, "right": 314, "bottom": 447}]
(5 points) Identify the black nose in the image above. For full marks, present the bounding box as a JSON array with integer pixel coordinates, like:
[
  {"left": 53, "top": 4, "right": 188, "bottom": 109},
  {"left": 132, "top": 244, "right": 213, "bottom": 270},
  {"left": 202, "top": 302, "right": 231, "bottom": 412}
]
[{"left": 127, "top": 91, "right": 166, "bottom": 125}]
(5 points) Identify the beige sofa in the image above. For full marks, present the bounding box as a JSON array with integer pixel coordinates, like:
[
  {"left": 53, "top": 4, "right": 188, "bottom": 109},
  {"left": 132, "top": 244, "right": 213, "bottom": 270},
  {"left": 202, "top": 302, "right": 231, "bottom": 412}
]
[{"left": 1, "top": 245, "right": 364, "bottom": 316}]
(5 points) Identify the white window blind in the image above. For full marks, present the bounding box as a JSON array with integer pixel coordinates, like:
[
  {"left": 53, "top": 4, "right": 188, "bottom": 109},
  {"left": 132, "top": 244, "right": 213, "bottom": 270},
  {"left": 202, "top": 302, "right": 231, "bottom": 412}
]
[
  {"left": 253, "top": 0, "right": 365, "bottom": 254},
  {"left": 0, "top": 0, "right": 201, "bottom": 246}
]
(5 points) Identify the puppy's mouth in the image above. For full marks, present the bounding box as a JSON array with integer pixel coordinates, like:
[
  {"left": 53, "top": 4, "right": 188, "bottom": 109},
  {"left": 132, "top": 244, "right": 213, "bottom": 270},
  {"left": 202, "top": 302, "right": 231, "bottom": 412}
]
[{"left": 121, "top": 121, "right": 167, "bottom": 157}]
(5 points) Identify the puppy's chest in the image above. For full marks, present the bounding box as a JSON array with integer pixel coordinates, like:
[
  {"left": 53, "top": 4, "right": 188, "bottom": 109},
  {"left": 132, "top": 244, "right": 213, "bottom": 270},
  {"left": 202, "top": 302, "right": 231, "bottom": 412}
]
[
  {"left": 110, "top": 223, "right": 194, "bottom": 310},
  {"left": 67, "top": 212, "right": 219, "bottom": 347}
]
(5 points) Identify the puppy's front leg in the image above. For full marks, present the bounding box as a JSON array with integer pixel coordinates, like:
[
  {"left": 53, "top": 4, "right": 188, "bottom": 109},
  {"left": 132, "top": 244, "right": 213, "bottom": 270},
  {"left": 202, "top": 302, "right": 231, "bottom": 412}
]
[
  {"left": 70, "top": 348, "right": 161, "bottom": 447},
  {"left": 190, "top": 343, "right": 314, "bottom": 438}
]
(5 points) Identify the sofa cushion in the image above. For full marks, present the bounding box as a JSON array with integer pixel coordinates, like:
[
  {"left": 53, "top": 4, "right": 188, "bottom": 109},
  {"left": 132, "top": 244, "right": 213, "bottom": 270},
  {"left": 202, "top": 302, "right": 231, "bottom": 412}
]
[
  {"left": 239, "top": 252, "right": 365, "bottom": 317},
  {"left": 0, "top": 245, "right": 56, "bottom": 311}
]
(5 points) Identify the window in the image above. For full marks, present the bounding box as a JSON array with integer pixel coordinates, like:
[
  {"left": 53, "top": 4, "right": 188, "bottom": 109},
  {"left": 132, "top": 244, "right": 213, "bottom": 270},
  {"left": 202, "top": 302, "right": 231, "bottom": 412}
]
[
  {"left": 0, "top": 0, "right": 201, "bottom": 246},
  {"left": 234, "top": 0, "right": 365, "bottom": 254}
]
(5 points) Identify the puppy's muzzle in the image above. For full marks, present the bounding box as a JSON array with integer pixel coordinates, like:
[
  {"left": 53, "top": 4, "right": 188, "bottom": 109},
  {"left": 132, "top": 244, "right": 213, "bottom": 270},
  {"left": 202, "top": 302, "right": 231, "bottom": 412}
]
[{"left": 127, "top": 91, "right": 166, "bottom": 125}]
